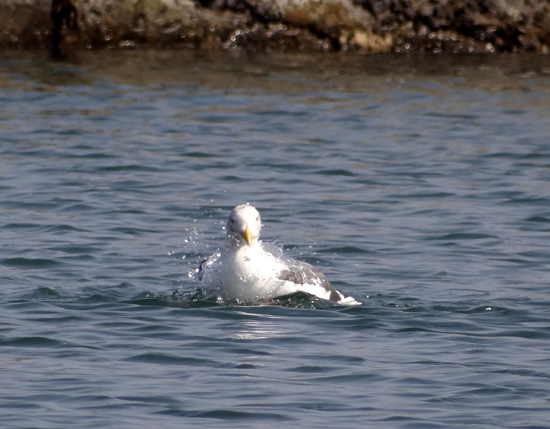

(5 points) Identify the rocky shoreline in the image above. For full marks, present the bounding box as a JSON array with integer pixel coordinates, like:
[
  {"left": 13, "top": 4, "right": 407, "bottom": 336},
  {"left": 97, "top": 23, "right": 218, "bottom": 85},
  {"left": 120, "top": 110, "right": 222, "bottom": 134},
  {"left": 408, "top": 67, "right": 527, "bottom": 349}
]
[{"left": 2, "top": 0, "right": 549, "bottom": 55}]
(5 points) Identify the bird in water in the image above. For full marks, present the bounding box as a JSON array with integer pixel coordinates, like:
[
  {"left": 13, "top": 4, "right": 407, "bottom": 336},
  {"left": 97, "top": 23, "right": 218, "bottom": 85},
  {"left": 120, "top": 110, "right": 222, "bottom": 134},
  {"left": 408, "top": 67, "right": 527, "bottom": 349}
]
[{"left": 197, "top": 204, "right": 360, "bottom": 305}]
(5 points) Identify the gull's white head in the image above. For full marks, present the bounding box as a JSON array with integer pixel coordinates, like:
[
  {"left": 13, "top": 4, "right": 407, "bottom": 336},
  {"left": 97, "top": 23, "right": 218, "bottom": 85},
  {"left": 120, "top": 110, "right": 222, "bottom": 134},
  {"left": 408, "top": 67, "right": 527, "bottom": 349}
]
[{"left": 226, "top": 204, "right": 262, "bottom": 248}]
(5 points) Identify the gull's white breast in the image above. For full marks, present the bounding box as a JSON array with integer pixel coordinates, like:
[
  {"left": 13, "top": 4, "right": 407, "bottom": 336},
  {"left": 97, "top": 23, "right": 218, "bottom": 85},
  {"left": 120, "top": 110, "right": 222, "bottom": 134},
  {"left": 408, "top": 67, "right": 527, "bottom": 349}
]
[{"left": 202, "top": 243, "right": 296, "bottom": 301}]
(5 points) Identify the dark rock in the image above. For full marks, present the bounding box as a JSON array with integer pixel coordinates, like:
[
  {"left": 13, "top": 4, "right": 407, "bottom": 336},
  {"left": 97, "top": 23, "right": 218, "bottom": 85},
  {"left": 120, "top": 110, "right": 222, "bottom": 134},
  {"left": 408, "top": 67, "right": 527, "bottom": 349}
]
[
  {"left": 51, "top": 0, "right": 79, "bottom": 57},
  {"left": 0, "top": 0, "right": 548, "bottom": 53}
]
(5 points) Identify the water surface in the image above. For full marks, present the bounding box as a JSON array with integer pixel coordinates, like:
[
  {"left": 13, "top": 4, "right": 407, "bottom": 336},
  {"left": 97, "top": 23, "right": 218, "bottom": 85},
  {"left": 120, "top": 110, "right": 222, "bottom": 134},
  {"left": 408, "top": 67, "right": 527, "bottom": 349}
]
[{"left": 1, "top": 50, "right": 550, "bottom": 428}]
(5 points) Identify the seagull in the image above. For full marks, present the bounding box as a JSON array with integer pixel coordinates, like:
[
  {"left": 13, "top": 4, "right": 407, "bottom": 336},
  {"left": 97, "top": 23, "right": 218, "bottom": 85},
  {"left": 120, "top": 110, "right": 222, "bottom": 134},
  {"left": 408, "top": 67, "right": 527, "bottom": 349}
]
[{"left": 197, "top": 204, "right": 360, "bottom": 305}]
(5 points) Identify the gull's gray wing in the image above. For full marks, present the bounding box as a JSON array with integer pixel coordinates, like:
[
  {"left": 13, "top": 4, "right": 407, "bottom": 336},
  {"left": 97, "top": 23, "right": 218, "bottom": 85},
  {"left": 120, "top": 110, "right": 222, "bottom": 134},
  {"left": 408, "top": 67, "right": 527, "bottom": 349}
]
[
  {"left": 277, "top": 260, "right": 341, "bottom": 302},
  {"left": 196, "top": 252, "right": 219, "bottom": 281}
]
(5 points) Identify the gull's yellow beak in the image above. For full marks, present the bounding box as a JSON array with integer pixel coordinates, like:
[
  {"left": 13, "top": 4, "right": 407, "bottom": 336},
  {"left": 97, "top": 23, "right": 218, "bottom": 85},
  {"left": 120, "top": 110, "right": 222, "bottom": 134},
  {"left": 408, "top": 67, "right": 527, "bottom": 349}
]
[{"left": 242, "top": 227, "right": 252, "bottom": 246}]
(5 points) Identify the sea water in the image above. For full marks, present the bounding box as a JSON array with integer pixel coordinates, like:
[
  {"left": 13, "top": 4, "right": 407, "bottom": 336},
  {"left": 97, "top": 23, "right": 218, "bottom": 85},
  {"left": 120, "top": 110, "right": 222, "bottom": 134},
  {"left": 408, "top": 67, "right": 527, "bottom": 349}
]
[{"left": 1, "top": 50, "right": 550, "bottom": 428}]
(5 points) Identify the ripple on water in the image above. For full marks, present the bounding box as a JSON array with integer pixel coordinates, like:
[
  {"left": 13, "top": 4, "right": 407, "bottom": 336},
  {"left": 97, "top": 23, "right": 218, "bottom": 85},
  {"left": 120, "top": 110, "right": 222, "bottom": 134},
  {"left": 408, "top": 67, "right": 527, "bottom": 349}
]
[
  {"left": 2, "top": 258, "right": 62, "bottom": 269},
  {"left": 0, "top": 336, "right": 65, "bottom": 347}
]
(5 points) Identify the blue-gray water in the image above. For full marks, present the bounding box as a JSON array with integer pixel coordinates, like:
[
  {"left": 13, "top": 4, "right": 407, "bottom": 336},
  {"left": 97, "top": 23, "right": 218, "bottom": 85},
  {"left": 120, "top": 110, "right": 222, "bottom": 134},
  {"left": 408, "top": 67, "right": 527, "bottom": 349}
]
[{"left": 1, "top": 51, "right": 550, "bottom": 428}]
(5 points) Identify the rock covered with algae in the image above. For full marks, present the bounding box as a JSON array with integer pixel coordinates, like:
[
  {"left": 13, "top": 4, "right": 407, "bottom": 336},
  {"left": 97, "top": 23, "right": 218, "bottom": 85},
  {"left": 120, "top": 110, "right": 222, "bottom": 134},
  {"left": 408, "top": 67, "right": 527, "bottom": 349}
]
[{"left": 0, "top": 0, "right": 548, "bottom": 53}]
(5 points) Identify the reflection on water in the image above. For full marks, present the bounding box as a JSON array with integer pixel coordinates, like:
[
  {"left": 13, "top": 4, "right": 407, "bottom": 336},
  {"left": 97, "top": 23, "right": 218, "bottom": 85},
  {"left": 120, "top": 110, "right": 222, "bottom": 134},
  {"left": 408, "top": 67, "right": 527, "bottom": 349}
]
[
  {"left": 235, "top": 314, "right": 283, "bottom": 340},
  {"left": 234, "top": 304, "right": 285, "bottom": 341},
  {"left": 2, "top": 50, "right": 550, "bottom": 96}
]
